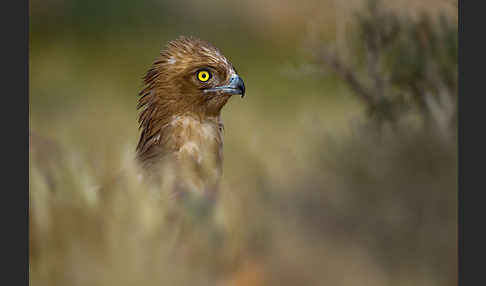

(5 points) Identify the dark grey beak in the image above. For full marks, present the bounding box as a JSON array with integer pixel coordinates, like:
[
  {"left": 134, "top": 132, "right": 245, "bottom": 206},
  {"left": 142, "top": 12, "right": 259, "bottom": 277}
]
[{"left": 204, "top": 74, "right": 246, "bottom": 98}]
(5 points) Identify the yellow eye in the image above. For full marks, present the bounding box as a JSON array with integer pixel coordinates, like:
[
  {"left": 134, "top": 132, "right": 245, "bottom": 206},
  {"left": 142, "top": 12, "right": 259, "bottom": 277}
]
[{"left": 197, "top": 70, "right": 211, "bottom": 82}]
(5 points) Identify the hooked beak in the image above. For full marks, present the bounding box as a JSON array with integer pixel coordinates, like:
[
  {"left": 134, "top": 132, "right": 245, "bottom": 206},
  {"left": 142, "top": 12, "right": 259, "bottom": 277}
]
[{"left": 203, "top": 74, "right": 246, "bottom": 98}]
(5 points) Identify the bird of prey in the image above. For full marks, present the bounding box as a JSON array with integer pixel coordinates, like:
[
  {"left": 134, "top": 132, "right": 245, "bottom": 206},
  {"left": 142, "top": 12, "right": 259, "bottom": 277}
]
[{"left": 136, "top": 36, "right": 245, "bottom": 200}]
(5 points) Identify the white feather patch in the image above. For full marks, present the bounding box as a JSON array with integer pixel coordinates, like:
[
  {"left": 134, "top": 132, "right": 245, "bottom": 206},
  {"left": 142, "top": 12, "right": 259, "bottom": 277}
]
[{"left": 179, "top": 141, "right": 202, "bottom": 164}]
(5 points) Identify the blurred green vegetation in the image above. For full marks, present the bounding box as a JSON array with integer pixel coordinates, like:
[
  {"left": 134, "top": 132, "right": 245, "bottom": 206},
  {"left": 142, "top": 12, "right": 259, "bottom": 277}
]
[
  {"left": 30, "top": 0, "right": 457, "bottom": 285},
  {"left": 310, "top": 0, "right": 457, "bottom": 129}
]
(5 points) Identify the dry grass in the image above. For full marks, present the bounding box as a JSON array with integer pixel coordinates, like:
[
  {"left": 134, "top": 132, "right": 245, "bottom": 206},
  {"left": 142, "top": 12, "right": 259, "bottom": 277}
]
[{"left": 30, "top": 97, "right": 456, "bottom": 285}]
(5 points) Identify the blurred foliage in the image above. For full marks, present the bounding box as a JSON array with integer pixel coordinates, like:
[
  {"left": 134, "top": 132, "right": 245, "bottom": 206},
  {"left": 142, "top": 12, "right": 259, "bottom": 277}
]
[
  {"left": 267, "top": 122, "right": 457, "bottom": 285},
  {"left": 314, "top": 0, "right": 457, "bottom": 135}
]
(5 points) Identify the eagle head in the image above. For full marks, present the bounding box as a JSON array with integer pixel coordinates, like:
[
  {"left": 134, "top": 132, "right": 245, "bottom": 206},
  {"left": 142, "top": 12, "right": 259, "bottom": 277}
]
[{"left": 138, "top": 36, "right": 245, "bottom": 119}]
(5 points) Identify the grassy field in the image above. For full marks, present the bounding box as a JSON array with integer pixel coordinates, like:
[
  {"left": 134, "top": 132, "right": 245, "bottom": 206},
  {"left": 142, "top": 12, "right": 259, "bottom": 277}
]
[{"left": 30, "top": 1, "right": 457, "bottom": 285}]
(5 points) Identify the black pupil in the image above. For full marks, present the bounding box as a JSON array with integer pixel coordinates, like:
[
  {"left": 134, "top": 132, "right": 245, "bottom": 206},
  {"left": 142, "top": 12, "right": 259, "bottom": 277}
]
[{"left": 201, "top": 72, "right": 207, "bottom": 79}]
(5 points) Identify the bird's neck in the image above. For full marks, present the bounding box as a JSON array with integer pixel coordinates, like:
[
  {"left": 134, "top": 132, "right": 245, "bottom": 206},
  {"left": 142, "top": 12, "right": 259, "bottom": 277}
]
[{"left": 138, "top": 112, "right": 224, "bottom": 197}]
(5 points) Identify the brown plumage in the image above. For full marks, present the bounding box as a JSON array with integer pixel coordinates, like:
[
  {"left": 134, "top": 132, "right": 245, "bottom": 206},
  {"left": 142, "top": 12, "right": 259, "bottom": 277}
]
[{"left": 136, "top": 36, "right": 245, "bottom": 199}]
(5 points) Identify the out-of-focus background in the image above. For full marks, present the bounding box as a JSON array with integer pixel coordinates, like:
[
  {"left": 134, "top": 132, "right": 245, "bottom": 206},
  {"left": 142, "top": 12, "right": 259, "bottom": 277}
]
[{"left": 30, "top": 0, "right": 457, "bottom": 285}]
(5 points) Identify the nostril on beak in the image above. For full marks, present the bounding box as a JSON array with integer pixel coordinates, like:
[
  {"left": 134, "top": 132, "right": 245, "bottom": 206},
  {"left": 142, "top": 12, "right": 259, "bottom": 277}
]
[{"left": 203, "top": 74, "right": 246, "bottom": 97}]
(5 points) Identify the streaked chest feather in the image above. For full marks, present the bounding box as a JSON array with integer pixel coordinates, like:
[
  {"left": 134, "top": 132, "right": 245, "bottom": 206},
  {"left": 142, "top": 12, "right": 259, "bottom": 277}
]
[{"left": 169, "top": 115, "right": 223, "bottom": 168}]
